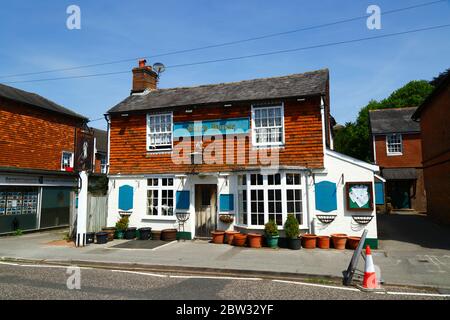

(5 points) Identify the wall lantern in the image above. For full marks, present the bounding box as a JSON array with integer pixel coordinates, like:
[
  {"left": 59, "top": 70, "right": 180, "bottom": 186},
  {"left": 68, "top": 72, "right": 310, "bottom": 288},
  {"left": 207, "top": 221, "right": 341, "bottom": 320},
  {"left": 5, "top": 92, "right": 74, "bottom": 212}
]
[{"left": 219, "top": 173, "right": 230, "bottom": 186}]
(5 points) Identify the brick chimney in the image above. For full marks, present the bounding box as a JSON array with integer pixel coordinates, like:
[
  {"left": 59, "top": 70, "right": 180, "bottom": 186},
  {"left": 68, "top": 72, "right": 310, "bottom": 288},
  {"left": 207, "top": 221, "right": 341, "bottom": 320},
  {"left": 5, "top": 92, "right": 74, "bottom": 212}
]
[{"left": 131, "top": 59, "right": 158, "bottom": 94}]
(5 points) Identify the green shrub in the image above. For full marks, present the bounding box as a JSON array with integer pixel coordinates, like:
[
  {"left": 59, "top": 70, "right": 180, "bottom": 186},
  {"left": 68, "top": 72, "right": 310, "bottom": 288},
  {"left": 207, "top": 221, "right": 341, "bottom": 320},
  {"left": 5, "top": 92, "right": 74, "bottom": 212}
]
[
  {"left": 115, "top": 216, "right": 129, "bottom": 231},
  {"left": 264, "top": 219, "right": 279, "bottom": 237},
  {"left": 284, "top": 214, "right": 299, "bottom": 239},
  {"left": 14, "top": 229, "right": 23, "bottom": 236}
]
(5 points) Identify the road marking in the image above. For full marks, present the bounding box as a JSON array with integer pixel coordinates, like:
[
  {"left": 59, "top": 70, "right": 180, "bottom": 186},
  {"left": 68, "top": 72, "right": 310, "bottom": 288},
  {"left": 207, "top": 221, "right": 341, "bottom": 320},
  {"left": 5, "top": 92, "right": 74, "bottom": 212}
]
[
  {"left": 0, "top": 261, "right": 20, "bottom": 266},
  {"left": 272, "top": 279, "right": 360, "bottom": 292},
  {"left": 383, "top": 291, "right": 450, "bottom": 298},
  {"left": 169, "top": 275, "right": 262, "bottom": 281},
  {"left": 111, "top": 270, "right": 168, "bottom": 278}
]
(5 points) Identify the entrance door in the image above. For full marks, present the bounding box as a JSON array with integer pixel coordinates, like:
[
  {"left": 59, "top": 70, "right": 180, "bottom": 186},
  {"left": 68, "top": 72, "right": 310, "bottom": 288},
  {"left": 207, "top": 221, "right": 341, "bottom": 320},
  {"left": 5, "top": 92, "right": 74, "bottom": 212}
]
[
  {"left": 195, "top": 184, "right": 217, "bottom": 238},
  {"left": 388, "top": 180, "right": 411, "bottom": 209}
]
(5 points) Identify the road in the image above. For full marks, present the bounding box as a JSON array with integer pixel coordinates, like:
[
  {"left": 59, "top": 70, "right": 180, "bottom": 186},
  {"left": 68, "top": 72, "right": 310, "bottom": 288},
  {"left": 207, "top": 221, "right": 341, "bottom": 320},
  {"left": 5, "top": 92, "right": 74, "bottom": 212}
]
[{"left": 0, "top": 263, "right": 448, "bottom": 300}]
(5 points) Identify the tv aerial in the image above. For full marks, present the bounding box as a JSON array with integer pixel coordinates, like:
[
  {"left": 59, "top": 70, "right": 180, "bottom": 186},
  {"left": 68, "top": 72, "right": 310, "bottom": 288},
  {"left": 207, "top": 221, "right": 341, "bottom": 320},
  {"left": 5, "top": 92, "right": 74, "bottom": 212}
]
[{"left": 152, "top": 62, "right": 166, "bottom": 76}]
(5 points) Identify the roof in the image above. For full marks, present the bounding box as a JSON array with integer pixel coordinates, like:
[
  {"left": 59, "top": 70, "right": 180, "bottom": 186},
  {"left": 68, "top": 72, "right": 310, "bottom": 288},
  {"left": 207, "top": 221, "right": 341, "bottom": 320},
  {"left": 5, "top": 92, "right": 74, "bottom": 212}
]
[
  {"left": 92, "top": 128, "right": 107, "bottom": 153},
  {"left": 369, "top": 107, "right": 420, "bottom": 134},
  {"left": 326, "top": 149, "right": 379, "bottom": 172},
  {"left": 108, "top": 69, "right": 329, "bottom": 113},
  {"left": 412, "top": 73, "right": 450, "bottom": 120},
  {"left": 0, "top": 83, "right": 87, "bottom": 120},
  {"left": 382, "top": 168, "right": 418, "bottom": 180}
]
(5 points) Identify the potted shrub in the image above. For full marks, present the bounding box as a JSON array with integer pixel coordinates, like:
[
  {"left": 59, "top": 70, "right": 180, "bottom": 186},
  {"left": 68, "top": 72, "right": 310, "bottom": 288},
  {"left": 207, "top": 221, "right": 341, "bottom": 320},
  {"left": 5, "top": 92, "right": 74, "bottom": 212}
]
[
  {"left": 264, "top": 219, "right": 279, "bottom": 248},
  {"left": 284, "top": 214, "right": 301, "bottom": 250},
  {"left": 301, "top": 234, "right": 317, "bottom": 249},
  {"left": 115, "top": 216, "right": 129, "bottom": 239}
]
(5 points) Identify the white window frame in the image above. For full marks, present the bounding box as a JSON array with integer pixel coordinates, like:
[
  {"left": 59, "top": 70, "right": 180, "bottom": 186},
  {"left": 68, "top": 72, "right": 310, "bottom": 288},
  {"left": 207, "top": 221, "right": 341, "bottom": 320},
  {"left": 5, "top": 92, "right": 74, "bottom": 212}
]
[
  {"left": 99, "top": 155, "right": 107, "bottom": 174},
  {"left": 236, "top": 172, "right": 307, "bottom": 229},
  {"left": 251, "top": 103, "right": 285, "bottom": 147},
  {"left": 61, "top": 151, "right": 74, "bottom": 171},
  {"left": 146, "top": 112, "right": 173, "bottom": 152},
  {"left": 386, "top": 133, "right": 403, "bottom": 156},
  {"left": 146, "top": 177, "right": 175, "bottom": 217}
]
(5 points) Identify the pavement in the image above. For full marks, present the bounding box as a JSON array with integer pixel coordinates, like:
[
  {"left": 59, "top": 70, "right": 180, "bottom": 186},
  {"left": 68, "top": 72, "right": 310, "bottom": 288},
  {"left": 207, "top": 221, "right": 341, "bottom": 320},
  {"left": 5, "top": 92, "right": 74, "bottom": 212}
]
[
  {"left": 0, "top": 211, "right": 449, "bottom": 291},
  {"left": 0, "top": 263, "right": 447, "bottom": 300}
]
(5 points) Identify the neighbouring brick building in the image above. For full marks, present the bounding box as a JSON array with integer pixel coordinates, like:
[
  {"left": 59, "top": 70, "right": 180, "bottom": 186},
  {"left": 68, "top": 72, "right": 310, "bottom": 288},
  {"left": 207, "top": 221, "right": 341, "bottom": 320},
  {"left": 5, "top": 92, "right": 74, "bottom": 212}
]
[
  {"left": 105, "top": 60, "right": 382, "bottom": 247},
  {"left": 0, "top": 83, "right": 88, "bottom": 234},
  {"left": 369, "top": 107, "right": 426, "bottom": 212},
  {"left": 412, "top": 74, "right": 450, "bottom": 225},
  {"left": 92, "top": 128, "right": 108, "bottom": 174}
]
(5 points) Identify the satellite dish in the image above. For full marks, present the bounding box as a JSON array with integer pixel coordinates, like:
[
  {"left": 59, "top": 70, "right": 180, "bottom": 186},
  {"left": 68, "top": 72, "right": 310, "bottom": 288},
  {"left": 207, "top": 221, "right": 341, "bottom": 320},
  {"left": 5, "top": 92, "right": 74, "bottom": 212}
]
[{"left": 153, "top": 62, "right": 166, "bottom": 75}]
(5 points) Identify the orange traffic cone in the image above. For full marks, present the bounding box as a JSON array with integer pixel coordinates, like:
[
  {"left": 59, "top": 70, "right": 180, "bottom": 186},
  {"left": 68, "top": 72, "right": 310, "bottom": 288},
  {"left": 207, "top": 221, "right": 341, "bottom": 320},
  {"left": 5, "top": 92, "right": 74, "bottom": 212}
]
[{"left": 362, "top": 245, "right": 378, "bottom": 289}]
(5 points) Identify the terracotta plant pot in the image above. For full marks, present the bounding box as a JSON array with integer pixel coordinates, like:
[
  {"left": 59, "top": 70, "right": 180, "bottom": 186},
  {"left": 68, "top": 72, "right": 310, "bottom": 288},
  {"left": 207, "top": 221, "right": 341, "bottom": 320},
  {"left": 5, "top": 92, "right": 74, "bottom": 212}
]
[
  {"left": 331, "top": 233, "right": 348, "bottom": 250},
  {"left": 225, "top": 231, "right": 240, "bottom": 245},
  {"left": 233, "top": 233, "right": 247, "bottom": 247},
  {"left": 317, "top": 236, "right": 330, "bottom": 249},
  {"left": 152, "top": 230, "right": 161, "bottom": 240},
  {"left": 347, "top": 236, "right": 361, "bottom": 250},
  {"left": 247, "top": 233, "right": 263, "bottom": 248},
  {"left": 211, "top": 230, "right": 225, "bottom": 244},
  {"left": 301, "top": 234, "right": 317, "bottom": 249},
  {"left": 161, "top": 229, "right": 177, "bottom": 241}
]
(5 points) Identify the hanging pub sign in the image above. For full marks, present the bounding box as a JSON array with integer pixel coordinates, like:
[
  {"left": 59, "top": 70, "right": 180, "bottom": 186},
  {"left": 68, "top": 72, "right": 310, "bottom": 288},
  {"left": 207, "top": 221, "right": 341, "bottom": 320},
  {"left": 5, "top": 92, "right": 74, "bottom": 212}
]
[
  {"left": 345, "top": 182, "right": 374, "bottom": 211},
  {"left": 74, "top": 127, "right": 95, "bottom": 173}
]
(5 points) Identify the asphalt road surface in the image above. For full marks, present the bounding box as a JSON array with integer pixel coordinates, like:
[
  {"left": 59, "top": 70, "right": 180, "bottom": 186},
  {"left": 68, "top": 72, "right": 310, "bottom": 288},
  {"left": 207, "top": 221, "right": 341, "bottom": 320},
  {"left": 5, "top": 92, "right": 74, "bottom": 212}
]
[{"left": 0, "top": 263, "right": 447, "bottom": 300}]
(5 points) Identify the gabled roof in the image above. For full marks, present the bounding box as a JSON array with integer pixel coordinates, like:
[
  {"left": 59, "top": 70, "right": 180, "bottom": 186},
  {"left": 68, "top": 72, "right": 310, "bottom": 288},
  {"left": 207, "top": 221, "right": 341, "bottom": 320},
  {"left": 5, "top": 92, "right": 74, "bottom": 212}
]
[
  {"left": 108, "top": 69, "right": 329, "bottom": 113},
  {"left": 412, "top": 73, "right": 450, "bottom": 120},
  {"left": 91, "top": 128, "right": 107, "bottom": 153},
  {"left": 369, "top": 107, "right": 420, "bottom": 135},
  {"left": 0, "top": 83, "right": 87, "bottom": 120}
]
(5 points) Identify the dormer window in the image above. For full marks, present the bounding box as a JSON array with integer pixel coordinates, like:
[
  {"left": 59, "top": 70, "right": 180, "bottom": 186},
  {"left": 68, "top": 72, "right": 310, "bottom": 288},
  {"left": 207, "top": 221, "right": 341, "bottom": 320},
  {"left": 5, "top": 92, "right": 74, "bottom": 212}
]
[
  {"left": 147, "top": 113, "right": 173, "bottom": 151},
  {"left": 251, "top": 104, "right": 285, "bottom": 147},
  {"left": 386, "top": 134, "right": 403, "bottom": 156}
]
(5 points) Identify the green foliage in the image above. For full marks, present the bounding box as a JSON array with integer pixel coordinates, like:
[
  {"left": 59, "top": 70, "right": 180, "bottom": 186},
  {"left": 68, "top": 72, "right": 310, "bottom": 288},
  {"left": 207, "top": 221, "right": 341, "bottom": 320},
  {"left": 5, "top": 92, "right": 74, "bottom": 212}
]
[
  {"left": 115, "top": 216, "right": 129, "bottom": 231},
  {"left": 283, "top": 214, "right": 299, "bottom": 239},
  {"left": 334, "top": 80, "right": 434, "bottom": 161},
  {"left": 14, "top": 229, "right": 23, "bottom": 236},
  {"left": 264, "top": 219, "right": 279, "bottom": 237},
  {"left": 88, "top": 175, "right": 108, "bottom": 195}
]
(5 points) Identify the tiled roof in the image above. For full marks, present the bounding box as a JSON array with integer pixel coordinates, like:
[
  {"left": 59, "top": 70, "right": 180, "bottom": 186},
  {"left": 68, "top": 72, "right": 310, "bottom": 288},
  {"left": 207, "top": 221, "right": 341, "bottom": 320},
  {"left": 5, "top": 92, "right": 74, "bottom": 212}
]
[
  {"left": 369, "top": 107, "right": 420, "bottom": 134},
  {"left": 108, "top": 69, "right": 329, "bottom": 113}
]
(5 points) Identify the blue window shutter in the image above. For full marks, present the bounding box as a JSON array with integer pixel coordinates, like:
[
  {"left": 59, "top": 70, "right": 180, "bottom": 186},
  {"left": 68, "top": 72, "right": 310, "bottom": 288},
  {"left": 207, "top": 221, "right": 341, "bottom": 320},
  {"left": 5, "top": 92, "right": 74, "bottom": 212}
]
[
  {"left": 219, "top": 194, "right": 234, "bottom": 212},
  {"left": 315, "top": 181, "right": 337, "bottom": 212},
  {"left": 375, "top": 182, "right": 385, "bottom": 205},
  {"left": 176, "top": 191, "right": 190, "bottom": 210},
  {"left": 118, "top": 185, "right": 133, "bottom": 211}
]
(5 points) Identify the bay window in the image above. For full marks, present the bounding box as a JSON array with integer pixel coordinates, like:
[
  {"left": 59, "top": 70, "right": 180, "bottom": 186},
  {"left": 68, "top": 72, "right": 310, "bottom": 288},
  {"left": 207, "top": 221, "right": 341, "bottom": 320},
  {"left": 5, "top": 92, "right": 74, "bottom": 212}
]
[
  {"left": 147, "top": 113, "right": 173, "bottom": 151},
  {"left": 147, "top": 177, "right": 174, "bottom": 216}
]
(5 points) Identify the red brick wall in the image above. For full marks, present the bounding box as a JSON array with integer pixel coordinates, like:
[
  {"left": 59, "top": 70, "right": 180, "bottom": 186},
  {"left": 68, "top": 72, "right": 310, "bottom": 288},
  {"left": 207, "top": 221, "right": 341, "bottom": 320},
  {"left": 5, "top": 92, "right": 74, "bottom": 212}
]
[
  {"left": 109, "top": 96, "right": 325, "bottom": 175},
  {"left": 419, "top": 83, "right": 450, "bottom": 224},
  {"left": 374, "top": 133, "right": 423, "bottom": 168},
  {"left": 0, "top": 97, "right": 81, "bottom": 172}
]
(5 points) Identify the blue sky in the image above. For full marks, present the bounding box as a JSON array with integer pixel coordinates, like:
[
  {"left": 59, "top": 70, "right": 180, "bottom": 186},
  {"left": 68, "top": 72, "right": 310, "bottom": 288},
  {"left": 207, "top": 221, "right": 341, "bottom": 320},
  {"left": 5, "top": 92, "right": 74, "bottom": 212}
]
[{"left": 0, "top": 0, "right": 449, "bottom": 130}]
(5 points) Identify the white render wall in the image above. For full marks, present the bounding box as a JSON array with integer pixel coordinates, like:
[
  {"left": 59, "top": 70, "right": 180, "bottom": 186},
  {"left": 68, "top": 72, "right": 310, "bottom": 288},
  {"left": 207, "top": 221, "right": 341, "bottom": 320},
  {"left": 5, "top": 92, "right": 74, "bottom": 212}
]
[{"left": 308, "top": 150, "right": 379, "bottom": 239}]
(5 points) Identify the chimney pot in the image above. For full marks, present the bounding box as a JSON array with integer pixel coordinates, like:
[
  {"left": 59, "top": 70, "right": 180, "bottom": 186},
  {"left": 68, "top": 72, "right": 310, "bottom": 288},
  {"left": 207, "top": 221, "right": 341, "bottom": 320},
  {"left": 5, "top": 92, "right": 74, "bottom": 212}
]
[{"left": 139, "top": 59, "right": 147, "bottom": 68}]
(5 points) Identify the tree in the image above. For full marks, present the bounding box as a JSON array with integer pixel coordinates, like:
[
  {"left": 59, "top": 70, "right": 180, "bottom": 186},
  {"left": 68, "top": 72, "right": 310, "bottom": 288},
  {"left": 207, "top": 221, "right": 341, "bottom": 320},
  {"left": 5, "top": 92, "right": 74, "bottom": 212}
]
[
  {"left": 430, "top": 68, "right": 450, "bottom": 87},
  {"left": 334, "top": 80, "right": 434, "bottom": 162}
]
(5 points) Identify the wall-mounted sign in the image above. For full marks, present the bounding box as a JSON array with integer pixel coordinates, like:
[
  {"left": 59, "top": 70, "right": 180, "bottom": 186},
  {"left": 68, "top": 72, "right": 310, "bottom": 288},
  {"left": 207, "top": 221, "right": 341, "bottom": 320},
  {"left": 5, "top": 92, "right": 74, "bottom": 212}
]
[
  {"left": 173, "top": 118, "right": 250, "bottom": 138},
  {"left": 346, "top": 182, "right": 373, "bottom": 211}
]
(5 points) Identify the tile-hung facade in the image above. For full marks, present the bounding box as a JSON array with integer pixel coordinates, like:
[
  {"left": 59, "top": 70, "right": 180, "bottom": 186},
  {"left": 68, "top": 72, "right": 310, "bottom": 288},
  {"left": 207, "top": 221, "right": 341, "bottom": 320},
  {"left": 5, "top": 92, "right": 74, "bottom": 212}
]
[
  {"left": 0, "top": 84, "right": 87, "bottom": 234},
  {"left": 106, "top": 60, "right": 380, "bottom": 247},
  {"left": 369, "top": 107, "right": 426, "bottom": 212}
]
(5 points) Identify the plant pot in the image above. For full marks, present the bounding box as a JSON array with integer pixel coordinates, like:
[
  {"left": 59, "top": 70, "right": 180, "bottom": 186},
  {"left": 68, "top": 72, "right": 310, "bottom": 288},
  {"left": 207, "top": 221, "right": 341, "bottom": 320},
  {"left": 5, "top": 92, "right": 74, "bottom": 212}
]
[
  {"left": 265, "top": 235, "right": 279, "bottom": 248},
  {"left": 347, "top": 236, "right": 361, "bottom": 250},
  {"left": 102, "top": 227, "right": 116, "bottom": 242},
  {"left": 225, "top": 231, "right": 240, "bottom": 245},
  {"left": 211, "top": 231, "right": 225, "bottom": 244},
  {"left": 125, "top": 227, "right": 137, "bottom": 240},
  {"left": 317, "top": 236, "right": 330, "bottom": 249},
  {"left": 233, "top": 233, "right": 247, "bottom": 247},
  {"left": 301, "top": 234, "right": 317, "bottom": 249},
  {"left": 138, "top": 227, "right": 152, "bottom": 240},
  {"left": 96, "top": 232, "right": 108, "bottom": 244},
  {"left": 247, "top": 233, "right": 263, "bottom": 248},
  {"left": 288, "top": 238, "right": 301, "bottom": 250},
  {"left": 331, "top": 233, "right": 348, "bottom": 250},
  {"left": 86, "top": 232, "right": 95, "bottom": 244},
  {"left": 116, "top": 230, "right": 125, "bottom": 239},
  {"left": 161, "top": 229, "right": 177, "bottom": 241},
  {"left": 152, "top": 230, "right": 161, "bottom": 240}
]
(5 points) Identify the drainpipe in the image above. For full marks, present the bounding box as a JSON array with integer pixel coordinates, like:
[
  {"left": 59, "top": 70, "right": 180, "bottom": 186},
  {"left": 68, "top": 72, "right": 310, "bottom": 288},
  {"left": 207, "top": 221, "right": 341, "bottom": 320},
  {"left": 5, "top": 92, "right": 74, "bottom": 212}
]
[
  {"left": 320, "top": 97, "right": 327, "bottom": 167},
  {"left": 104, "top": 113, "right": 111, "bottom": 175}
]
